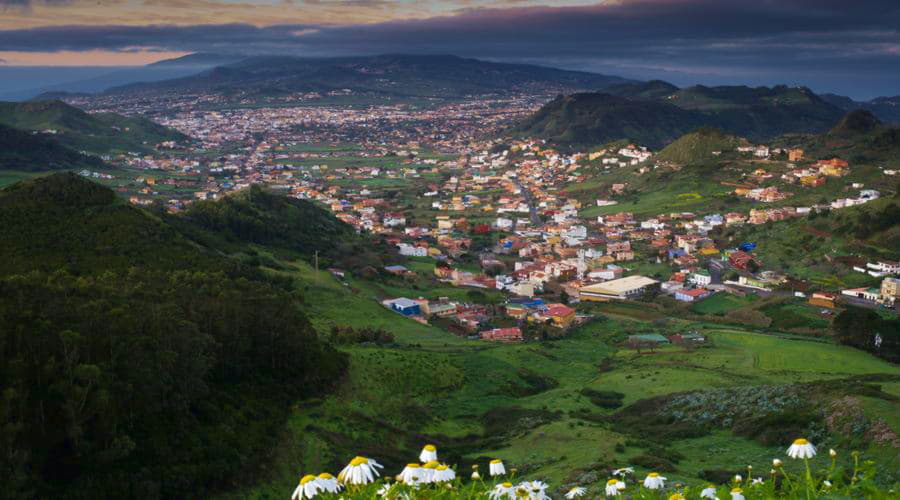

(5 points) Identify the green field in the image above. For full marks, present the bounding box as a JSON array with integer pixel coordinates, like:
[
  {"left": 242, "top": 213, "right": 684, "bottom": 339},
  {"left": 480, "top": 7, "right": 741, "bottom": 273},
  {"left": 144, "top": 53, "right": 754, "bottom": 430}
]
[
  {"left": 234, "top": 273, "right": 900, "bottom": 498},
  {"left": 691, "top": 293, "right": 758, "bottom": 315}
]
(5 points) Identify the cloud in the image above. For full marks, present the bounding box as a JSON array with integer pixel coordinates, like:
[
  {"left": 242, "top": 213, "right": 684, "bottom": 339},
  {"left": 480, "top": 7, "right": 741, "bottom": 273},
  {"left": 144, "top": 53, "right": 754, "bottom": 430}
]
[{"left": 0, "top": 0, "right": 897, "bottom": 97}]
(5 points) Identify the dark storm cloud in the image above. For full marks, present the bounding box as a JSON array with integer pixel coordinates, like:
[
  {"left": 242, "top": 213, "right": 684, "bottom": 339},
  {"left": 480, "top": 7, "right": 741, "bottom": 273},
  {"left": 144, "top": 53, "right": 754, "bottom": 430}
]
[{"left": 0, "top": 0, "right": 898, "bottom": 97}]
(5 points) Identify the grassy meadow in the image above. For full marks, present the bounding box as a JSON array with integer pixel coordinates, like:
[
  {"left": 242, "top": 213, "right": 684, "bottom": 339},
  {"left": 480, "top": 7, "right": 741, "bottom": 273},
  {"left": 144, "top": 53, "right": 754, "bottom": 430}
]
[{"left": 231, "top": 258, "right": 900, "bottom": 498}]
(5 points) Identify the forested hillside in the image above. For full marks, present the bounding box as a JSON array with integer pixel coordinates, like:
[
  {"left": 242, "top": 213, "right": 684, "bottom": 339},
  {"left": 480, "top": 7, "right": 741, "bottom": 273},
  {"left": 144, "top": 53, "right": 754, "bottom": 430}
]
[
  {"left": 0, "top": 124, "right": 106, "bottom": 172},
  {"left": 0, "top": 174, "right": 348, "bottom": 499}
]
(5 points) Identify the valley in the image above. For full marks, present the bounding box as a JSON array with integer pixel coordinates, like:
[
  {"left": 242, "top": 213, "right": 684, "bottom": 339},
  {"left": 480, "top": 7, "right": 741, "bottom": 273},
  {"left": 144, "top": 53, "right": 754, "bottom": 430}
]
[{"left": 0, "top": 55, "right": 898, "bottom": 499}]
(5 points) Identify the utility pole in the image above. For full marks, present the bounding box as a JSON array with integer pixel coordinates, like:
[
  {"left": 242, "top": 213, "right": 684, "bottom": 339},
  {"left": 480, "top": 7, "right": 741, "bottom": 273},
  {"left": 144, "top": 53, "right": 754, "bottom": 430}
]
[{"left": 315, "top": 250, "right": 319, "bottom": 286}]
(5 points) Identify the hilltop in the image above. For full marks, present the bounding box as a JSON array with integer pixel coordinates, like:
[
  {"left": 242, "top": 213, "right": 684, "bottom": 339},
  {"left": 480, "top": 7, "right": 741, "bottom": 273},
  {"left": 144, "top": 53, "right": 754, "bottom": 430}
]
[
  {"left": 105, "top": 54, "right": 630, "bottom": 98},
  {"left": 0, "top": 100, "right": 186, "bottom": 154},
  {"left": 0, "top": 123, "right": 106, "bottom": 172},
  {"left": 514, "top": 84, "right": 845, "bottom": 148},
  {"left": 821, "top": 93, "right": 900, "bottom": 124},
  {"left": 656, "top": 127, "right": 749, "bottom": 163},
  {"left": 0, "top": 174, "right": 349, "bottom": 498},
  {"left": 512, "top": 92, "right": 704, "bottom": 149}
]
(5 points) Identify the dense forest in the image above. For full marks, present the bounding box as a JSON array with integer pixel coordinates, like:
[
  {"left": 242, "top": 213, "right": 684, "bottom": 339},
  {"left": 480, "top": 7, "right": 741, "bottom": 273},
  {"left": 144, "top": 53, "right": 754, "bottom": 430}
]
[
  {"left": 0, "top": 174, "right": 349, "bottom": 498},
  {"left": 0, "top": 124, "right": 106, "bottom": 172}
]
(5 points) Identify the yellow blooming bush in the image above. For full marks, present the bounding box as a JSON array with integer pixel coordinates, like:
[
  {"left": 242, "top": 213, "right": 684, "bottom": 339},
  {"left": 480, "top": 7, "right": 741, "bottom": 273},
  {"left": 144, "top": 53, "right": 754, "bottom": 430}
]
[{"left": 289, "top": 440, "right": 897, "bottom": 499}]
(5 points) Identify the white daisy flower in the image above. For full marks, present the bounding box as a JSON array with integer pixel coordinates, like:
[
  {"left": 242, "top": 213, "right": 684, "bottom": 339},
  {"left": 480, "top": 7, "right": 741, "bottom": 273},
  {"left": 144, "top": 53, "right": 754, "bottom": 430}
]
[
  {"left": 338, "top": 456, "right": 383, "bottom": 485},
  {"left": 700, "top": 485, "right": 718, "bottom": 499},
  {"left": 316, "top": 473, "right": 342, "bottom": 493},
  {"left": 772, "top": 458, "right": 783, "bottom": 467},
  {"left": 643, "top": 472, "right": 666, "bottom": 490},
  {"left": 419, "top": 444, "right": 438, "bottom": 463},
  {"left": 605, "top": 479, "right": 625, "bottom": 496},
  {"left": 291, "top": 475, "right": 320, "bottom": 500},
  {"left": 471, "top": 470, "right": 481, "bottom": 480},
  {"left": 733, "top": 474, "right": 742, "bottom": 483},
  {"left": 398, "top": 463, "right": 423, "bottom": 485},
  {"left": 376, "top": 482, "right": 409, "bottom": 499},
  {"left": 420, "top": 461, "right": 440, "bottom": 484},
  {"left": 730, "top": 487, "right": 745, "bottom": 500},
  {"left": 565, "top": 486, "right": 586, "bottom": 498},
  {"left": 519, "top": 480, "right": 551, "bottom": 500},
  {"left": 489, "top": 482, "right": 515, "bottom": 500},
  {"left": 432, "top": 464, "right": 456, "bottom": 483},
  {"left": 751, "top": 477, "right": 764, "bottom": 485},
  {"left": 786, "top": 438, "right": 816, "bottom": 459},
  {"left": 489, "top": 459, "right": 506, "bottom": 476}
]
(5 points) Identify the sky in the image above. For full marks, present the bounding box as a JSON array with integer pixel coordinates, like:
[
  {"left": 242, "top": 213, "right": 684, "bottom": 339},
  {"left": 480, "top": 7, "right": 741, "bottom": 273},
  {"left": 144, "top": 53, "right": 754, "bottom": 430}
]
[{"left": 0, "top": 0, "right": 898, "bottom": 99}]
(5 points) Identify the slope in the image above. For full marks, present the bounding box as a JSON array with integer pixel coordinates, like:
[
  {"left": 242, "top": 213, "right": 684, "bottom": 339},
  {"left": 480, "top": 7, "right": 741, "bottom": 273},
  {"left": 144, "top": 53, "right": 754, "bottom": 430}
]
[
  {"left": 0, "top": 173, "right": 348, "bottom": 499},
  {"left": 0, "top": 100, "right": 187, "bottom": 154},
  {"left": 0, "top": 123, "right": 106, "bottom": 172}
]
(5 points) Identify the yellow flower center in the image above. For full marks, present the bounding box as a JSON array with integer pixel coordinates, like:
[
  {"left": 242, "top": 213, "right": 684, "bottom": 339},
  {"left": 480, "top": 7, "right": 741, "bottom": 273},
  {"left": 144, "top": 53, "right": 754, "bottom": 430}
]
[
  {"left": 731, "top": 487, "right": 743, "bottom": 493},
  {"left": 406, "top": 463, "right": 420, "bottom": 468},
  {"left": 424, "top": 444, "right": 436, "bottom": 451},
  {"left": 491, "top": 459, "right": 503, "bottom": 464},
  {"left": 300, "top": 475, "right": 317, "bottom": 485},
  {"left": 424, "top": 461, "right": 439, "bottom": 469},
  {"left": 502, "top": 482, "right": 513, "bottom": 488},
  {"left": 318, "top": 473, "right": 334, "bottom": 479},
  {"left": 349, "top": 457, "right": 369, "bottom": 466},
  {"left": 608, "top": 479, "right": 618, "bottom": 485},
  {"left": 436, "top": 465, "right": 449, "bottom": 471},
  {"left": 648, "top": 472, "right": 659, "bottom": 477},
  {"left": 669, "top": 494, "right": 685, "bottom": 500},
  {"left": 793, "top": 438, "right": 809, "bottom": 445}
]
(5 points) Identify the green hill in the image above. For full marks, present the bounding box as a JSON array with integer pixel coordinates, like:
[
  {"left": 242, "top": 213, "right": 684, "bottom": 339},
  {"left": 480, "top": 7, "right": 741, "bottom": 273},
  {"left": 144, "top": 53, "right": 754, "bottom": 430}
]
[
  {"left": 0, "top": 123, "right": 106, "bottom": 172},
  {"left": 656, "top": 127, "right": 749, "bottom": 163},
  {"left": 778, "top": 110, "right": 900, "bottom": 164},
  {"left": 515, "top": 84, "right": 845, "bottom": 149},
  {"left": 0, "top": 174, "right": 347, "bottom": 498},
  {"left": 512, "top": 92, "right": 705, "bottom": 149},
  {"left": 0, "top": 100, "right": 186, "bottom": 154}
]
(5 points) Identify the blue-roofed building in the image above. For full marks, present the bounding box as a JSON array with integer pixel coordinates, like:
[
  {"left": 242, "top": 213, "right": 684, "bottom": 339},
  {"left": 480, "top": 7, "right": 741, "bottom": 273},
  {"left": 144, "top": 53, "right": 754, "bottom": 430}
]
[{"left": 388, "top": 298, "right": 421, "bottom": 316}]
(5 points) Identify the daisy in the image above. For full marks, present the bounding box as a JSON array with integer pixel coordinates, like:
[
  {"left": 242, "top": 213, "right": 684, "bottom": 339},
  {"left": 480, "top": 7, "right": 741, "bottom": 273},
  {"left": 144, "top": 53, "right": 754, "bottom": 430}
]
[
  {"left": 669, "top": 494, "right": 685, "bottom": 500},
  {"left": 432, "top": 464, "right": 456, "bottom": 482},
  {"left": 489, "top": 459, "right": 506, "bottom": 476},
  {"left": 565, "top": 486, "right": 586, "bottom": 499},
  {"left": 338, "top": 456, "right": 383, "bottom": 485},
  {"left": 316, "top": 473, "right": 342, "bottom": 493},
  {"left": 489, "top": 482, "right": 515, "bottom": 500},
  {"left": 420, "top": 461, "right": 440, "bottom": 483},
  {"left": 787, "top": 438, "right": 817, "bottom": 459},
  {"left": 733, "top": 474, "right": 742, "bottom": 483},
  {"left": 471, "top": 470, "right": 481, "bottom": 480},
  {"left": 419, "top": 444, "right": 438, "bottom": 463},
  {"left": 291, "top": 475, "right": 320, "bottom": 500},
  {"left": 772, "top": 458, "right": 783, "bottom": 467},
  {"left": 398, "top": 463, "right": 423, "bottom": 485},
  {"left": 612, "top": 467, "right": 634, "bottom": 477},
  {"left": 730, "top": 487, "right": 745, "bottom": 500},
  {"left": 700, "top": 485, "right": 718, "bottom": 499},
  {"left": 605, "top": 479, "right": 625, "bottom": 496},
  {"left": 520, "top": 480, "right": 551, "bottom": 500},
  {"left": 829, "top": 449, "right": 837, "bottom": 458},
  {"left": 751, "top": 477, "right": 764, "bottom": 486},
  {"left": 643, "top": 472, "right": 666, "bottom": 490}
]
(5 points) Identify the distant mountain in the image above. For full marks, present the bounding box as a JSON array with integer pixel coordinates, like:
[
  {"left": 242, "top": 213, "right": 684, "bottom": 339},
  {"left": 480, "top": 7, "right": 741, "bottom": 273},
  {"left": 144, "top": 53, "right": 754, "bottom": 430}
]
[
  {"left": 514, "top": 84, "right": 846, "bottom": 149},
  {"left": 106, "top": 54, "right": 631, "bottom": 98},
  {"left": 0, "top": 100, "right": 186, "bottom": 154},
  {"left": 2, "top": 53, "right": 242, "bottom": 100},
  {"left": 792, "top": 110, "right": 900, "bottom": 163},
  {"left": 820, "top": 93, "right": 900, "bottom": 124},
  {"left": 0, "top": 124, "right": 106, "bottom": 172},
  {"left": 656, "top": 127, "right": 749, "bottom": 163}
]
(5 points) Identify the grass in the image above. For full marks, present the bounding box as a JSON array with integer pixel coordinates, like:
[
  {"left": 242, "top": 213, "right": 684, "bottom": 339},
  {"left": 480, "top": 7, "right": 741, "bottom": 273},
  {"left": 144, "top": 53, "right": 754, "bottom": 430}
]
[
  {"left": 691, "top": 293, "right": 758, "bottom": 315},
  {"left": 0, "top": 170, "right": 45, "bottom": 188},
  {"left": 231, "top": 290, "right": 900, "bottom": 499}
]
